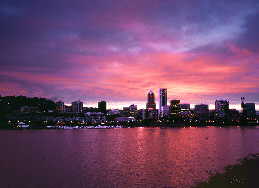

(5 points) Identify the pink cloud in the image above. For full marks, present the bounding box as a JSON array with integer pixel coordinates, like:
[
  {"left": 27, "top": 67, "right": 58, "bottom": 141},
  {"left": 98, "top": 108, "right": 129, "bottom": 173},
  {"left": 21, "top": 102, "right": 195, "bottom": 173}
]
[{"left": 2, "top": 48, "right": 258, "bottom": 104}]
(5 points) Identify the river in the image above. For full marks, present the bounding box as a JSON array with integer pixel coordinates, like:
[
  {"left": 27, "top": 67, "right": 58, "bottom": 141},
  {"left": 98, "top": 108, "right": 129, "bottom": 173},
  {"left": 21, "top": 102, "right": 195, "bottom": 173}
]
[{"left": 1, "top": 127, "right": 259, "bottom": 188}]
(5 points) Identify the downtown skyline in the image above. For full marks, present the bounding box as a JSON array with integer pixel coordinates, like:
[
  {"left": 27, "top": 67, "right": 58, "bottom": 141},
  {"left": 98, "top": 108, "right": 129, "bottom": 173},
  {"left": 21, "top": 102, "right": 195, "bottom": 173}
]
[
  {"left": 1, "top": 0, "right": 259, "bottom": 109},
  {"left": 60, "top": 88, "right": 259, "bottom": 111}
]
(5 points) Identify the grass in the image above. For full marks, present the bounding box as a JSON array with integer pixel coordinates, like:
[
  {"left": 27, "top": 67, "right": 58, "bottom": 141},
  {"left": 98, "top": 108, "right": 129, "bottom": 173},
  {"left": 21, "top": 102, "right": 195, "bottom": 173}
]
[{"left": 194, "top": 153, "right": 259, "bottom": 188}]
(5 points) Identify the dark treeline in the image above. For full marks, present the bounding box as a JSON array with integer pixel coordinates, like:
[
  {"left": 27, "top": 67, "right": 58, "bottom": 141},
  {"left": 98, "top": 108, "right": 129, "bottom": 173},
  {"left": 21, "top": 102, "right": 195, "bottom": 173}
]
[
  {"left": 0, "top": 95, "right": 56, "bottom": 113},
  {"left": 0, "top": 96, "right": 56, "bottom": 128}
]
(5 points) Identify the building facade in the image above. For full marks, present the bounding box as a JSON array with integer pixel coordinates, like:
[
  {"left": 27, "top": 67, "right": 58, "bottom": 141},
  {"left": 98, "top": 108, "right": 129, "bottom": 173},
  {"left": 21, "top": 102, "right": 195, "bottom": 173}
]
[
  {"left": 215, "top": 100, "right": 229, "bottom": 119},
  {"left": 159, "top": 88, "right": 168, "bottom": 117},
  {"left": 194, "top": 104, "right": 209, "bottom": 120},
  {"left": 56, "top": 101, "right": 65, "bottom": 113},
  {"left": 169, "top": 100, "right": 181, "bottom": 115},
  {"left": 159, "top": 88, "right": 167, "bottom": 111},
  {"left": 180, "top": 104, "right": 191, "bottom": 111},
  {"left": 98, "top": 101, "right": 107, "bottom": 113},
  {"left": 72, "top": 100, "right": 83, "bottom": 113},
  {"left": 146, "top": 90, "right": 156, "bottom": 110}
]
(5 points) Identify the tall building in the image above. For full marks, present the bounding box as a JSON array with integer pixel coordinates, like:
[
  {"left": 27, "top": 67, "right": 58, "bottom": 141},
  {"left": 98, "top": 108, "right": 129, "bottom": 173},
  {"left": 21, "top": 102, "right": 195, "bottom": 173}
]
[
  {"left": 98, "top": 101, "right": 107, "bottom": 113},
  {"left": 241, "top": 97, "right": 256, "bottom": 119},
  {"left": 159, "top": 88, "right": 168, "bottom": 117},
  {"left": 72, "top": 100, "right": 83, "bottom": 113},
  {"left": 146, "top": 90, "right": 156, "bottom": 110},
  {"left": 159, "top": 88, "right": 167, "bottom": 111},
  {"left": 56, "top": 101, "right": 65, "bottom": 113},
  {"left": 215, "top": 100, "right": 229, "bottom": 119},
  {"left": 243, "top": 103, "right": 256, "bottom": 118}
]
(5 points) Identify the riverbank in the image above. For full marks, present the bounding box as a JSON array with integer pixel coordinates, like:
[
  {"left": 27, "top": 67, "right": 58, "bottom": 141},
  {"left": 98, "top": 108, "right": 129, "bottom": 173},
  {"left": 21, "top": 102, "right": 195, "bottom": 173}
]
[
  {"left": 1, "top": 124, "right": 259, "bottom": 130},
  {"left": 1, "top": 125, "right": 259, "bottom": 130},
  {"left": 194, "top": 153, "right": 259, "bottom": 188}
]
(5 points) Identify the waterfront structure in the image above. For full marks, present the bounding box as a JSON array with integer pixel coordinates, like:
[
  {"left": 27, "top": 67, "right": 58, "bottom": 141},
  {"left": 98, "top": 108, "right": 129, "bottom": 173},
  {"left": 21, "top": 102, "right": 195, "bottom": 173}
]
[
  {"left": 241, "top": 97, "right": 256, "bottom": 120},
  {"left": 169, "top": 100, "right": 181, "bottom": 115},
  {"left": 129, "top": 104, "right": 137, "bottom": 111},
  {"left": 107, "top": 109, "right": 120, "bottom": 115},
  {"left": 243, "top": 103, "right": 256, "bottom": 118},
  {"left": 65, "top": 105, "right": 72, "bottom": 113},
  {"left": 160, "top": 105, "right": 170, "bottom": 117},
  {"left": 56, "top": 101, "right": 65, "bottom": 113},
  {"left": 115, "top": 117, "right": 135, "bottom": 122},
  {"left": 20, "top": 106, "right": 39, "bottom": 113},
  {"left": 194, "top": 104, "right": 209, "bottom": 120},
  {"left": 123, "top": 107, "right": 130, "bottom": 111},
  {"left": 72, "top": 100, "right": 83, "bottom": 113},
  {"left": 85, "top": 111, "right": 106, "bottom": 122},
  {"left": 228, "top": 109, "right": 240, "bottom": 122},
  {"left": 142, "top": 109, "right": 158, "bottom": 120},
  {"left": 215, "top": 100, "right": 229, "bottom": 119},
  {"left": 146, "top": 90, "right": 156, "bottom": 110},
  {"left": 180, "top": 104, "right": 191, "bottom": 111},
  {"left": 128, "top": 104, "right": 138, "bottom": 117},
  {"left": 98, "top": 101, "right": 107, "bottom": 113}
]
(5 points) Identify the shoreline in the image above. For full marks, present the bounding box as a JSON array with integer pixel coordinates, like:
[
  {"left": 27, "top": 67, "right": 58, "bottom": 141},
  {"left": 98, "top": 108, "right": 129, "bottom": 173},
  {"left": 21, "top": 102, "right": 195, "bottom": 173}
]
[
  {"left": 193, "top": 153, "right": 259, "bottom": 188},
  {"left": 0, "top": 125, "right": 259, "bottom": 130}
]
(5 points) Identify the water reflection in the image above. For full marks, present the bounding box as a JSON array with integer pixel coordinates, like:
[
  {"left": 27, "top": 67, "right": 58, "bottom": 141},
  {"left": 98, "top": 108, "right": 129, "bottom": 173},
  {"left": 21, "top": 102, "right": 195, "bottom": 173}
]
[{"left": 0, "top": 127, "right": 259, "bottom": 188}]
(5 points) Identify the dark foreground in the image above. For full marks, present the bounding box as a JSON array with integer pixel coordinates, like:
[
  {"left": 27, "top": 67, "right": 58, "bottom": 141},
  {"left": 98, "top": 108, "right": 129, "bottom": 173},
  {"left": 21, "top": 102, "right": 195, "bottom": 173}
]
[{"left": 195, "top": 153, "right": 259, "bottom": 188}]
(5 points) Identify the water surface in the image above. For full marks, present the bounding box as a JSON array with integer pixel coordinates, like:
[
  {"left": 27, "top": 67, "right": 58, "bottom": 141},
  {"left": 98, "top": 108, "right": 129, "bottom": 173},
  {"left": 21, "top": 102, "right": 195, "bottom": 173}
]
[{"left": 1, "top": 127, "right": 259, "bottom": 188}]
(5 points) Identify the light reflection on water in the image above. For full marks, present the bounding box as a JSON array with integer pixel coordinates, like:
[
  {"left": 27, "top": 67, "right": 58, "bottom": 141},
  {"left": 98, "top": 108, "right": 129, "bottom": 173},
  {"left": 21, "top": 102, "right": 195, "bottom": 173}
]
[{"left": 0, "top": 127, "right": 259, "bottom": 188}]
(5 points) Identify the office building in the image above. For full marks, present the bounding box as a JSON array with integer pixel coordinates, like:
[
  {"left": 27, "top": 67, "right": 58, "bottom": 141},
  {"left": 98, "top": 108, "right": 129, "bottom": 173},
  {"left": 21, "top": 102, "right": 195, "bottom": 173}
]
[
  {"left": 160, "top": 105, "right": 169, "bottom": 117},
  {"left": 180, "top": 104, "right": 191, "bottom": 111},
  {"left": 159, "top": 88, "right": 167, "bottom": 111},
  {"left": 146, "top": 90, "right": 156, "bottom": 110},
  {"left": 169, "top": 100, "right": 181, "bottom": 115},
  {"left": 159, "top": 88, "right": 168, "bottom": 117},
  {"left": 194, "top": 104, "right": 209, "bottom": 120},
  {"left": 142, "top": 109, "right": 158, "bottom": 120},
  {"left": 72, "top": 100, "right": 83, "bottom": 113},
  {"left": 129, "top": 104, "right": 137, "bottom": 111},
  {"left": 56, "top": 101, "right": 65, "bottom": 113},
  {"left": 98, "top": 101, "right": 107, "bottom": 113},
  {"left": 215, "top": 100, "right": 229, "bottom": 119}
]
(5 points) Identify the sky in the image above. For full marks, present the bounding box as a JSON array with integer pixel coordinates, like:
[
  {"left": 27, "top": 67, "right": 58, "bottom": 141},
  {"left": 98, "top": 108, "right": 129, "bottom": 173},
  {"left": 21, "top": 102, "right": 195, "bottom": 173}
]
[{"left": 0, "top": 0, "right": 259, "bottom": 109}]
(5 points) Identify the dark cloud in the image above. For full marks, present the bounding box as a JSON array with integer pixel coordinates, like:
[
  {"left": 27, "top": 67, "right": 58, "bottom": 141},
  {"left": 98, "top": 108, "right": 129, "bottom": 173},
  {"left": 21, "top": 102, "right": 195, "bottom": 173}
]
[
  {"left": 237, "top": 12, "right": 259, "bottom": 52},
  {"left": 0, "top": 0, "right": 259, "bottom": 106}
]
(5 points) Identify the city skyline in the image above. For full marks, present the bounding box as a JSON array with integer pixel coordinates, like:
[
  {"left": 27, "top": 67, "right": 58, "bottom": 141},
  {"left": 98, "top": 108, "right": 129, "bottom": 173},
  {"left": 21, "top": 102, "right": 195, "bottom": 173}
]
[
  {"left": 1, "top": 0, "right": 259, "bottom": 108},
  {"left": 58, "top": 89, "right": 259, "bottom": 111}
]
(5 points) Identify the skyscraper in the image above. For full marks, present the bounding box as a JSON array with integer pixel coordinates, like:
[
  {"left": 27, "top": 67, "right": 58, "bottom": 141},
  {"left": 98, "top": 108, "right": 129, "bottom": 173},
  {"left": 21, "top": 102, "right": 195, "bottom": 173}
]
[
  {"left": 146, "top": 90, "right": 156, "bottom": 110},
  {"left": 159, "top": 88, "right": 167, "bottom": 111}
]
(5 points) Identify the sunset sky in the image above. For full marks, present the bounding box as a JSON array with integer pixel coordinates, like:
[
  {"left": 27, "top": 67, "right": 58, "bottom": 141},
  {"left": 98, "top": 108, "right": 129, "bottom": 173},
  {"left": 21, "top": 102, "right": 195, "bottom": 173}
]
[{"left": 1, "top": 0, "right": 259, "bottom": 109}]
